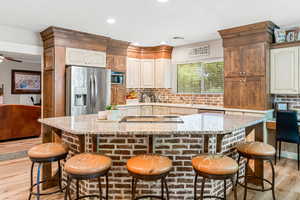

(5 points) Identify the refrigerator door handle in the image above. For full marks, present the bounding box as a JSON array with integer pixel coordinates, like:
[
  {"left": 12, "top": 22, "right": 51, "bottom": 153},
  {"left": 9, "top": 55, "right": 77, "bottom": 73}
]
[
  {"left": 90, "top": 74, "right": 94, "bottom": 112},
  {"left": 94, "top": 74, "right": 98, "bottom": 98}
]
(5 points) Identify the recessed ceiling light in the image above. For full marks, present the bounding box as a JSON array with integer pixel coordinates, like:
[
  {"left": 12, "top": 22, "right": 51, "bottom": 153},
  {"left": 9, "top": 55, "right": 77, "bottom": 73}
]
[
  {"left": 106, "top": 18, "right": 116, "bottom": 24},
  {"left": 160, "top": 41, "right": 167, "bottom": 45},
  {"left": 157, "top": 0, "right": 169, "bottom": 3}
]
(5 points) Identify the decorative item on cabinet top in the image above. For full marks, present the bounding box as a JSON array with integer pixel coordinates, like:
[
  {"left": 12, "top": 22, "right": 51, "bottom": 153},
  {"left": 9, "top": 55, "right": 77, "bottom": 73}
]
[{"left": 65, "top": 47, "right": 106, "bottom": 68}]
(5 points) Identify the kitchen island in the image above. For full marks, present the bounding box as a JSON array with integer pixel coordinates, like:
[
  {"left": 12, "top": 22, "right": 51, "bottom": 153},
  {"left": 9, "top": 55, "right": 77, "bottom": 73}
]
[{"left": 39, "top": 112, "right": 266, "bottom": 199}]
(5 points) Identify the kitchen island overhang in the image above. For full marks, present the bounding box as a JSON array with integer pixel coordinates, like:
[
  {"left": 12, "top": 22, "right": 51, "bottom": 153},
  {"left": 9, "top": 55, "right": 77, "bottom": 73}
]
[{"left": 39, "top": 113, "right": 266, "bottom": 199}]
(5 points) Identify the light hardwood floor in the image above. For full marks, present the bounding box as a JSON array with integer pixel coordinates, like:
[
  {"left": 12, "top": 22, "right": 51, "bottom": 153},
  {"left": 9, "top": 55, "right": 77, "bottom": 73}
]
[{"left": 0, "top": 157, "right": 300, "bottom": 200}]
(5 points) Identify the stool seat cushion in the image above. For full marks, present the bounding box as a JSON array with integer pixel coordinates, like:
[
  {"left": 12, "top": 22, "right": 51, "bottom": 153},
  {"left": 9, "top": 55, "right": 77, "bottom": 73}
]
[
  {"left": 237, "top": 142, "right": 275, "bottom": 156},
  {"left": 192, "top": 155, "right": 238, "bottom": 175},
  {"left": 127, "top": 155, "right": 172, "bottom": 176},
  {"left": 64, "top": 153, "right": 112, "bottom": 175},
  {"left": 28, "top": 143, "right": 68, "bottom": 159}
]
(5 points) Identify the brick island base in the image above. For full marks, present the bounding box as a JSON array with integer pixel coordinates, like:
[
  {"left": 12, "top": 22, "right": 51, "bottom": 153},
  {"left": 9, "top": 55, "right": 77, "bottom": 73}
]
[{"left": 61, "top": 129, "right": 246, "bottom": 199}]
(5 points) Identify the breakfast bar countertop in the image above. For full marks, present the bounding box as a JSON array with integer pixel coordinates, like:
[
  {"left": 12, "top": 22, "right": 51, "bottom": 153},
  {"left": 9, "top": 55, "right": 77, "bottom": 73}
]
[{"left": 39, "top": 113, "right": 265, "bottom": 136}]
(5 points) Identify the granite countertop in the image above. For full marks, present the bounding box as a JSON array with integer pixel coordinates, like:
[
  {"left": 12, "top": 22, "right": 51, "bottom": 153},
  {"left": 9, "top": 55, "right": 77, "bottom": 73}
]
[
  {"left": 39, "top": 113, "right": 265, "bottom": 136},
  {"left": 118, "top": 103, "right": 273, "bottom": 114}
]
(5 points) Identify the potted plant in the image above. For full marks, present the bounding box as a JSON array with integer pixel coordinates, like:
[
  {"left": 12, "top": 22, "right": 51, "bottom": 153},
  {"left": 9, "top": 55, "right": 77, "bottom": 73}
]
[{"left": 105, "top": 105, "right": 121, "bottom": 120}]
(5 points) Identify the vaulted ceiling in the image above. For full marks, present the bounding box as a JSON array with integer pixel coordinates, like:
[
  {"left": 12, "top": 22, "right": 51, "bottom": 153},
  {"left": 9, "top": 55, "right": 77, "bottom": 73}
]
[{"left": 1, "top": 0, "right": 299, "bottom": 46}]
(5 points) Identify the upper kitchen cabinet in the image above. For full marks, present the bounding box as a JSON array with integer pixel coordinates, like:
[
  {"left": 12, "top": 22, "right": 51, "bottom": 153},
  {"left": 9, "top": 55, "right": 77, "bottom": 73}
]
[
  {"left": 155, "top": 59, "right": 171, "bottom": 88},
  {"left": 127, "top": 58, "right": 141, "bottom": 88},
  {"left": 140, "top": 59, "right": 155, "bottom": 88},
  {"left": 219, "top": 21, "right": 277, "bottom": 110},
  {"left": 271, "top": 47, "right": 299, "bottom": 94},
  {"left": 127, "top": 45, "right": 173, "bottom": 89},
  {"left": 224, "top": 47, "right": 241, "bottom": 77},
  {"left": 66, "top": 48, "right": 106, "bottom": 67}
]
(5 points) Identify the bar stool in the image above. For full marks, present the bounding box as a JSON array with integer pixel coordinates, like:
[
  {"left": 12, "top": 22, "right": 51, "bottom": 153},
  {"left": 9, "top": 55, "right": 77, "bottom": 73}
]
[
  {"left": 236, "top": 141, "right": 276, "bottom": 200},
  {"left": 127, "top": 154, "right": 172, "bottom": 200},
  {"left": 64, "top": 153, "right": 112, "bottom": 200},
  {"left": 28, "top": 143, "right": 69, "bottom": 200},
  {"left": 192, "top": 154, "right": 238, "bottom": 200}
]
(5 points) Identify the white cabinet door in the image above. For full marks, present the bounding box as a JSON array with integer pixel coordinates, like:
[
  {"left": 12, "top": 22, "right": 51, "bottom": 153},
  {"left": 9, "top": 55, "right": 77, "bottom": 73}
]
[
  {"left": 140, "top": 59, "right": 155, "bottom": 88},
  {"left": 66, "top": 48, "right": 106, "bottom": 67},
  {"left": 155, "top": 59, "right": 171, "bottom": 88},
  {"left": 127, "top": 58, "right": 141, "bottom": 88},
  {"left": 271, "top": 47, "right": 299, "bottom": 94},
  {"left": 140, "top": 106, "right": 153, "bottom": 115},
  {"left": 125, "top": 107, "right": 140, "bottom": 116}
]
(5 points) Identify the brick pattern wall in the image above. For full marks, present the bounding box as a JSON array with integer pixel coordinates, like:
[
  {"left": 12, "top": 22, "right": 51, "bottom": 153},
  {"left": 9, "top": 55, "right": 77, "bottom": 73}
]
[
  {"left": 61, "top": 129, "right": 245, "bottom": 199},
  {"left": 273, "top": 94, "right": 300, "bottom": 112},
  {"left": 128, "top": 88, "right": 224, "bottom": 106}
]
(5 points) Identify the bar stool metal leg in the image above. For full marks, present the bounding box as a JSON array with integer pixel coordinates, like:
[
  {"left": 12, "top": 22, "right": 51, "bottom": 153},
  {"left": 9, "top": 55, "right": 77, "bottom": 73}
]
[
  {"left": 98, "top": 177, "right": 102, "bottom": 199},
  {"left": 131, "top": 177, "right": 136, "bottom": 200},
  {"left": 236, "top": 154, "right": 241, "bottom": 187},
  {"left": 28, "top": 162, "right": 35, "bottom": 200},
  {"left": 106, "top": 174, "right": 109, "bottom": 200},
  {"left": 164, "top": 178, "right": 169, "bottom": 200},
  {"left": 58, "top": 160, "right": 62, "bottom": 191},
  {"left": 269, "top": 160, "right": 276, "bottom": 200},
  {"left": 243, "top": 158, "right": 250, "bottom": 200},
  {"left": 231, "top": 178, "right": 237, "bottom": 200},
  {"left": 200, "top": 177, "right": 206, "bottom": 200},
  {"left": 36, "top": 163, "right": 42, "bottom": 200},
  {"left": 161, "top": 178, "right": 164, "bottom": 199},
  {"left": 194, "top": 174, "right": 198, "bottom": 200},
  {"left": 224, "top": 180, "right": 227, "bottom": 200}
]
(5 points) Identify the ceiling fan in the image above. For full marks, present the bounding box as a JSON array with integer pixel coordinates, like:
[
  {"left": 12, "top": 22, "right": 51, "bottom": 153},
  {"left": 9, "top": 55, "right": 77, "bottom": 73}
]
[{"left": 0, "top": 54, "right": 22, "bottom": 63}]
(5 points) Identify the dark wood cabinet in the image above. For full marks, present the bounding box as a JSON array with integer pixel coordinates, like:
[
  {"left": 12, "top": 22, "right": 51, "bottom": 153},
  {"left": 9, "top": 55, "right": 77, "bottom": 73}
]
[
  {"left": 111, "top": 85, "right": 126, "bottom": 105},
  {"left": 219, "top": 21, "right": 277, "bottom": 110},
  {"left": 108, "top": 55, "right": 127, "bottom": 72}
]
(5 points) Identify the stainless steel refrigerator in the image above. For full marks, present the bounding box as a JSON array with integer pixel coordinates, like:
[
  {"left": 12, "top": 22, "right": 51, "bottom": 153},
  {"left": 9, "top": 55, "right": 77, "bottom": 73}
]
[{"left": 66, "top": 66, "right": 111, "bottom": 116}]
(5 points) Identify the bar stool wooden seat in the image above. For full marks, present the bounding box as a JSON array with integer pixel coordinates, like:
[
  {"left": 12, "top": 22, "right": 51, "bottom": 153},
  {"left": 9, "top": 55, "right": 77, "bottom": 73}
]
[
  {"left": 192, "top": 154, "right": 238, "bottom": 200},
  {"left": 236, "top": 141, "right": 276, "bottom": 200},
  {"left": 64, "top": 153, "right": 112, "bottom": 200},
  {"left": 28, "top": 143, "right": 69, "bottom": 200},
  {"left": 127, "top": 154, "right": 172, "bottom": 200}
]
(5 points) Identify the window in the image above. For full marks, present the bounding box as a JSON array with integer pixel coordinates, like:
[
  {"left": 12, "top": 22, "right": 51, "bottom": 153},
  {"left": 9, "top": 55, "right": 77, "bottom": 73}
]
[{"left": 177, "top": 61, "right": 224, "bottom": 93}]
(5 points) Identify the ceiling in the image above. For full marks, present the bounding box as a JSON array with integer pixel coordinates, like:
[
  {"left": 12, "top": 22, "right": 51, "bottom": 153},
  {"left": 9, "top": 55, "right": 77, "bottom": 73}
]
[
  {"left": 0, "top": 0, "right": 300, "bottom": 46},
  {"left": 0, "top": 51, "right": 41, "bottom": 64}
]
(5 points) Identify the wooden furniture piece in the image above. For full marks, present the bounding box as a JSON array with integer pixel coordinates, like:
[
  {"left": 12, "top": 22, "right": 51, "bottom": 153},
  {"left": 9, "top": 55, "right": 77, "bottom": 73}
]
[
  {"left": 107, "top": 39, "right": 130, "bottom": 105},
  {"left": 275, "top": 111, "right": 300, "bottom": 170},
  {"left": 270, "top": 47, "right": 299, "bottom": 94},
  {"left": 0, "top": 104, "right": 41, "bottom": 141},
  {"left": 127, "top": 45, "right": 173, "bottom": 89},
  {"left": 236, "top": 142, "right": 276, "bottom": 200},
  {"left": 127, "top": 154, "right": 172, "bottom": 200},
  {"left": 219, "top": 21, "right": 278, "bottom": 110},
  {"left": 28, "top": 143, "right": 68, "bottom": 200},
  {"left": 64, "top": 153, "right": 112, "bottom": 200},
  {"left": 192, "top": 155, "right": 238, "bottom": 200}
]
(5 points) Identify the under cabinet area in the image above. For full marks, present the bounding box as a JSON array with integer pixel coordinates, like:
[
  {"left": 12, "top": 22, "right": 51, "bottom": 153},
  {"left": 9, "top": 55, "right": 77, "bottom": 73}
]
[
  {"left": 126, "top": 58, "right": 171, "bottom": 89},
  {"left": 270, "top": 47, "right": 299, "bottom": 94}
]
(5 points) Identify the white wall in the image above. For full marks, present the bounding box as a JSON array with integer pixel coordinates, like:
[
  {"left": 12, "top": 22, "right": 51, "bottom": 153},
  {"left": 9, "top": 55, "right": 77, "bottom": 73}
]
[{"left": 0, "top": 61, "right": 41, "bottom": 105}]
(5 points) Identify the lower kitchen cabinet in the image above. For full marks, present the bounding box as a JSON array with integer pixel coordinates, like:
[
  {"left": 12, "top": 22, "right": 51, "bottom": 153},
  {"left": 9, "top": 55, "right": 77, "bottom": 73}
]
[
  {"left": 224, "top": 77, "right": 267, "bottom": 110},
  {"left": 111, "top": 85, "right": 126, "bottom": 105},
  {"left": 169, "top": 107, "right": 198, "bottom": 115}
]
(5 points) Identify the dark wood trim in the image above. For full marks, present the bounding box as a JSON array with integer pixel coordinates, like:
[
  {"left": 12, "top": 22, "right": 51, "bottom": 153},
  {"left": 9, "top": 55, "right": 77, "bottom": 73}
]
[
  {"left": 128, "top": 45, "right": 173, "bottom": 59},
  {"left": 11, "top": 70, "right": 41, "bottom": 94}
]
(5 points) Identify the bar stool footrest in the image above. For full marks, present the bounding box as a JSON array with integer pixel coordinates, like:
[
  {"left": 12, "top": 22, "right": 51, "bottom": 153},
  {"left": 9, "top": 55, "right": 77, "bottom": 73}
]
[
  {"left": 135, "top": 195, "right": 166, "bottom": 200},
  {"left": 237, "top": 175, "right": 273, "bottom": 192},
  {"left": 29, "top": 179, "right": 65, "bottom": 196},
  {"left": 197, "top": 195, "right": 225, "bottom": 200},
  {"left": 74, "top": 194, "right": 107, "bottom": 200}
]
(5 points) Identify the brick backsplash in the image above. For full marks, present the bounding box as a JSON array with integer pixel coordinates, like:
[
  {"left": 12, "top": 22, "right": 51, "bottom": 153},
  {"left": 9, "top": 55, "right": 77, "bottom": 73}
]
[
  {"left": 273, "top": 94, "right": 300, "bottom": 111},
  {"left": 127, "top": 88, "right": 224, "bottom": 106}
]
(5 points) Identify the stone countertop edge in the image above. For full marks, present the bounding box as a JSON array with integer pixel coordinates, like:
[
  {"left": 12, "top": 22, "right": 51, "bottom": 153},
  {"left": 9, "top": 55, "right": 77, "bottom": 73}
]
[
  {"left": 38, "top": 115, "right": 265, "bottom": 136},
  {"left": 117, "top": 103, "right": 273, "bottom": 114}
]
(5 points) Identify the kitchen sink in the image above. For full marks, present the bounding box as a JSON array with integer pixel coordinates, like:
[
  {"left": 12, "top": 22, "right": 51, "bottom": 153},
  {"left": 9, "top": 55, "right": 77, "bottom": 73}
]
[{"left": 119, "top": 115, "right": 184, "bottom": 123}]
